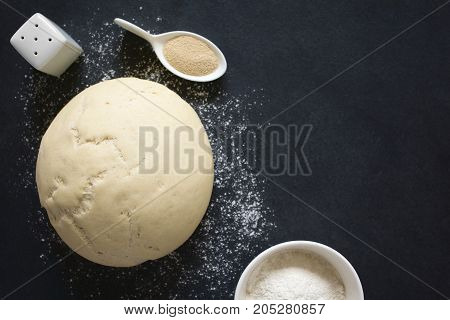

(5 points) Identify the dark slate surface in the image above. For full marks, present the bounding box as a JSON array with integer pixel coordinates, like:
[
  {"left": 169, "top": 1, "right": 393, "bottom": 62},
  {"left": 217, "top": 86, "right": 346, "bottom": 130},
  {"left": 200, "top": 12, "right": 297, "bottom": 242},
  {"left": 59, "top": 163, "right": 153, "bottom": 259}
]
[{"left": 0, "top": 0, "right": 449, "bottom": 299}]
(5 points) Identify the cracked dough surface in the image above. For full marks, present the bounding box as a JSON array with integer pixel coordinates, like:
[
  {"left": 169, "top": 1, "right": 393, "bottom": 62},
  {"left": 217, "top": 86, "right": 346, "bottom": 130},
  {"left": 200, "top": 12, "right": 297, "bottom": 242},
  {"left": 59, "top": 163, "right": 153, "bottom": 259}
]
[{"left": 36, "top": 77, "right": 214, "bottom": 267}]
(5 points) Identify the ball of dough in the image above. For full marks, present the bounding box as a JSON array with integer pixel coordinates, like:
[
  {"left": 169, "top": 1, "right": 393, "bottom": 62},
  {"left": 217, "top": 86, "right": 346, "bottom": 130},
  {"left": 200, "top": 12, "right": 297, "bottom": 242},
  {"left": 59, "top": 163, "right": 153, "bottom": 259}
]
[{"left": 36, "top": 78, "right": 214, "bottom": 267}]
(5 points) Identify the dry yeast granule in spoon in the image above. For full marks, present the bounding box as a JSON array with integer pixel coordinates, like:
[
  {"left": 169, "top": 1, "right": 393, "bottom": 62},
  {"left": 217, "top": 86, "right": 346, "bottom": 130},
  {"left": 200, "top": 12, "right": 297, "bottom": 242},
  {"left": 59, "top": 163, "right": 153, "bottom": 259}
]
[{"left": 163, "top": 36, "right": 219, "bottom": 76}]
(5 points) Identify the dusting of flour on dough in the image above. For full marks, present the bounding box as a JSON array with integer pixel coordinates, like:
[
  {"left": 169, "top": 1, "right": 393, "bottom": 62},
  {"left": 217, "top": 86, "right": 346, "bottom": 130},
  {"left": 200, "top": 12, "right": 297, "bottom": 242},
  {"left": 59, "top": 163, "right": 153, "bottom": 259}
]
[{"left": 15, "top": 14, "right": 274, "bottom": 299}]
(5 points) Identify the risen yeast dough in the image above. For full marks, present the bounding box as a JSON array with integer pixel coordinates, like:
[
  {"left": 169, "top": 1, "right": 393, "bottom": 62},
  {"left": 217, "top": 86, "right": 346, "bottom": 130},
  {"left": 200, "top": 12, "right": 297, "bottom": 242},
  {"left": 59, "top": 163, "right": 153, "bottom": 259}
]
[{"left": 36, "top": 78, "right": 214, "bottom": 267}]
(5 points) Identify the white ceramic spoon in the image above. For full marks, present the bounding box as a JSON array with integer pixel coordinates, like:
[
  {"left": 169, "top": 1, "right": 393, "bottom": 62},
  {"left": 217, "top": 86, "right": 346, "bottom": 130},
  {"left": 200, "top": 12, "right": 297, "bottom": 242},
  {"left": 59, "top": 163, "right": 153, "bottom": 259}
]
[{"left": 114, "top": 18, "right": 227, "bottom": 82}]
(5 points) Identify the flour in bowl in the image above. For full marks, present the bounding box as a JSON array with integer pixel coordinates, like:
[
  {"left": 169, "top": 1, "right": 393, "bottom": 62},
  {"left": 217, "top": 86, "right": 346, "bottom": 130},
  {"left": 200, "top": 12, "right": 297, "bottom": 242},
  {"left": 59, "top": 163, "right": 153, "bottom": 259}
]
[{"left": 245, "top": 250, "right": 345, "bottom": 300}]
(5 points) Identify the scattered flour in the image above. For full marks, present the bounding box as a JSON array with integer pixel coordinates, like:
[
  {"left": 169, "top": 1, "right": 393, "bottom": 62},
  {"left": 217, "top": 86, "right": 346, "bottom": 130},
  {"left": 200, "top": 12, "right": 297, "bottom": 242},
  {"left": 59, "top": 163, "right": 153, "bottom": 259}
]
[{"left": 15, "top": 14, "right": 275, "bottom": 298}]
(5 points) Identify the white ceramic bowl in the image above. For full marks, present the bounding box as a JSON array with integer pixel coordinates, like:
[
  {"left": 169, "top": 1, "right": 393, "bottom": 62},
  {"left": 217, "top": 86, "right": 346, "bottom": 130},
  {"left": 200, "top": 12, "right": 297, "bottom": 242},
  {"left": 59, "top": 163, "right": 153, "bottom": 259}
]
[{"left": 235, "top": 241, "right": 364, "bottom": 300}]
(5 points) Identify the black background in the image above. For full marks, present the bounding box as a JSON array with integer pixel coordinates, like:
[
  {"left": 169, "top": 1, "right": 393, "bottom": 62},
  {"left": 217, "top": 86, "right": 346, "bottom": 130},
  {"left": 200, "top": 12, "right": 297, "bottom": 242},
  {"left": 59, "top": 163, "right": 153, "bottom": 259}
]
[{"left": 1, "top": 0, "right": 449, "bottom": 299}]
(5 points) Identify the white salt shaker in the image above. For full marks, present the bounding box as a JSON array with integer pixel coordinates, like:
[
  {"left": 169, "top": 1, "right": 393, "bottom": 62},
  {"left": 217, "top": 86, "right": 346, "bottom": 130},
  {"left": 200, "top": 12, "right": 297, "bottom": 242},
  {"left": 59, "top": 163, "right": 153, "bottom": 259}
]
[{"left": 10, "top": 13, "right": 83, "bottom": 77}]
